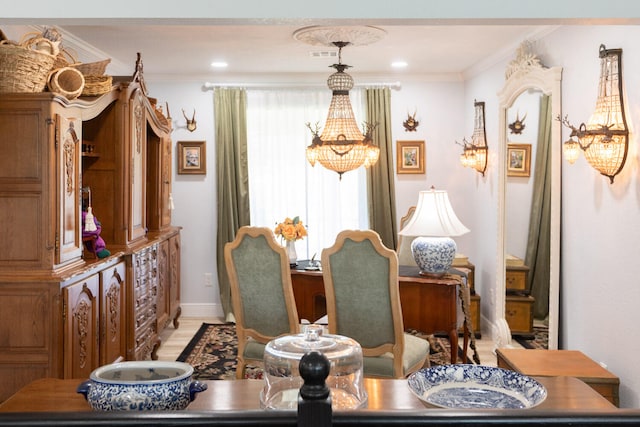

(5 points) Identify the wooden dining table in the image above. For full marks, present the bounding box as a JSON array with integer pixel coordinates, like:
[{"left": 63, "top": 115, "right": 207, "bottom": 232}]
[{"left": 0, "top": 376, "right": 618, "bottom": 413}]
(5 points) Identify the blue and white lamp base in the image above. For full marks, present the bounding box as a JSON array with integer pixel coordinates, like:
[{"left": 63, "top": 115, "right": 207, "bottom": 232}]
[{"left": 410, "top": 236, "right": 457, "bottom": 276}]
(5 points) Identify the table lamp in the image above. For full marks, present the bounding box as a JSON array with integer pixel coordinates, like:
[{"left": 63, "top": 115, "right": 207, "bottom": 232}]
[{"left": 399, "top": 187, "right": 470, "bottom": 276}]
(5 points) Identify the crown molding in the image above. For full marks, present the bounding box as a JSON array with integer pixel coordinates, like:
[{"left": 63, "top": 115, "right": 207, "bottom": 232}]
[
  {"left": 29, "top": 25, "right": 131, "bottom": 75},
  {"left": 462, "top": 26, "right": 560, "bottom": 80}
]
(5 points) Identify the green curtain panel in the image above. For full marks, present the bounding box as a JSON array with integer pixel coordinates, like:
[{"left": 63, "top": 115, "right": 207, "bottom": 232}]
[
  {"left": 525, "top": 94, "right": 552, "bottom": 320},
  {"left": 365, "top": 87, "right": 398, "bottom": 250},
  {"left": 215, "top": 88, "right": 250, "bottom": 319}
]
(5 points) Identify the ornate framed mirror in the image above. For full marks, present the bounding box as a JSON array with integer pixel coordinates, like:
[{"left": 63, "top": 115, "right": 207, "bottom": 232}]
[{"left": 495, "top": 43, "right": 562, "bottom": 349}]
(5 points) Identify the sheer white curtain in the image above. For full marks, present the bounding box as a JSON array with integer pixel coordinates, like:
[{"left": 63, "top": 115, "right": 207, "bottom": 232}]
[{"left": 247, "top": 88, "right": 368, "bottom": 259}]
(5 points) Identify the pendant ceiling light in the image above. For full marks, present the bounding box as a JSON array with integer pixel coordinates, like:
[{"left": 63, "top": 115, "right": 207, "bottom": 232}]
[{"left": 294, "top": 26, "right": 386, "bottom": 178}]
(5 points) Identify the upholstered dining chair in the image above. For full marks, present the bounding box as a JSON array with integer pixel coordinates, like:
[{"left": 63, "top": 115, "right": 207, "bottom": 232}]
[
  {"left": 321, "top": 229, "right": 430, "bottom": 379},
  {"left": 397, "top": 206, "right": 417, "bottom": 267},
  {"left": 224, "top": 226, "right": 300, "bottom": 379}
]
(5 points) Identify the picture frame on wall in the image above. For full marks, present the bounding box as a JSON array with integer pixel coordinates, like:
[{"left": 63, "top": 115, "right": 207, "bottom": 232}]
[
  {"left": 507, "top": 143, "right": 531, "bottom": 177},
  {"left": 396, "top": 140, "right": 425, "bottom": 174},
  {"left": 177, "top": 141, "right": 206, "bottom": 175}
]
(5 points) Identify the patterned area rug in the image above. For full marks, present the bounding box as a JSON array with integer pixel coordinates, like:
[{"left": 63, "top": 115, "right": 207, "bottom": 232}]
[
  {"left": 514, "top": 326, "right": 549, "bottom": 349},
  {"left": 176, "top": 323, "right": 478, "bottom": 380}
]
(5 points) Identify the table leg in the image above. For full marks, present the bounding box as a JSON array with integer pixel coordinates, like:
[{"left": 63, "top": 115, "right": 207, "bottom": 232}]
[
  {"left": 462, "top": 322, "right": 469, "bottom": 363},
  {"left": 457, "top": 276, "right": 480, "bottom": 364},
  {"left": 450, "top": 269, "right": 480, "bottom": 365},
  {"left": 448, "top": 328, "right": 458, "bottom": 364}
]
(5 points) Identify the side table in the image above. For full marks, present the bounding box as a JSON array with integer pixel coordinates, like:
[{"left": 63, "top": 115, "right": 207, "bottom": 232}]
[{"left": 496, "top": 348, "right": 620, "bottom": 407}]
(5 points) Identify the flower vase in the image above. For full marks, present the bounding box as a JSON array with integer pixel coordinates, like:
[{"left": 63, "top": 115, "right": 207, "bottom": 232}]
[{"left": 286, "top": 240, "right": 298, "bottom": 266}]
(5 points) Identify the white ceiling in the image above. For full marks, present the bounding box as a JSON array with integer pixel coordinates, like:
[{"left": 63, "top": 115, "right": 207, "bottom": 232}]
[
  {"left": 4, "top": 0, "right": 640, "bottom": 83},
  {"left": 41, "top": 24, "right": 551, "bottom": 83}
]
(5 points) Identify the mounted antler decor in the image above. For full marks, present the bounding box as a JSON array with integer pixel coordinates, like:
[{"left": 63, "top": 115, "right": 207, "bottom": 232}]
[
  {"left": 182, "top": 108, "right": 197, "bottom": 132},
  {"left": 508, "top": 111, "right": 527, "bottom": 134},
  {"left": 403, "top": 110, "right": 419, "bottom": 131}
]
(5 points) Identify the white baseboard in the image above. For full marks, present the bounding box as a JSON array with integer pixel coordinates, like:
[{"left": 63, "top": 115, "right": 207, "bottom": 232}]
[
  {"left": 480, "top": 314, "right": 500, "bottom": 350},
  {"left": 179, "top": 303, "right": 224, "bottom": 319}
]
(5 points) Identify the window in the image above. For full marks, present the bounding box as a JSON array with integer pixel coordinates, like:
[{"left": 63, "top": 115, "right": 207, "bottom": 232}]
[{"left": 247, "top": 88, "right": 369, "bottom": 259}]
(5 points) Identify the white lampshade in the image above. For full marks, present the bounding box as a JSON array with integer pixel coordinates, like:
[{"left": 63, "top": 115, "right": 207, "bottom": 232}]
[
  {"left": 399, "top": 188, "right": 469, "bottom": 276},
  {"left": 399, "top": 188, "right": 470, "bottom": 238}
]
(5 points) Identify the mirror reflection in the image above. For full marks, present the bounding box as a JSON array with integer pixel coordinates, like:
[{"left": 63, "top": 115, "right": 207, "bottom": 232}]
[
  {"left": 496, "top": 43, "right": 562, "bottom": 350},
  {"left": 505, "top": 89, "right": 550, "bottom": 340}
]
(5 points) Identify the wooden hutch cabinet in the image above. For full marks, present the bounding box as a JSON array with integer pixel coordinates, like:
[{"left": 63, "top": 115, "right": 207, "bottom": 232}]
[{"left": 0, "top": 56, "right": 181, "bottom": 403}]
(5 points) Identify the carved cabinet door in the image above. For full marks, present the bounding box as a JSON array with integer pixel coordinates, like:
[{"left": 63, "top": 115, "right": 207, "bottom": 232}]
[
  {"left": 156, "top": 239, "right": 170, "bottom": 330},
  {"left": 56, "top": 114, "right": 83, "bottom": 266},
  {"left": 160, "top": 136, "right": 172, "bottom": 229},
  {"left": 169, "top": 232, "right": 181, "bottom": 326},
  {"left": 128, "top": 89, "right": 147, "bottom": 243},
  {"left": 63, "top": 274, "right": 100, "bottom": 379},
  {"left": 100, "top": 261, "right": 127, "bottom": 365}
]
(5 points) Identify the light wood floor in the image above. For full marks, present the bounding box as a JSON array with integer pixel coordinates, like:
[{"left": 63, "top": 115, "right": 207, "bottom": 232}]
[{"left": 155, "top": 317, "right": 524, "bottom": 367}]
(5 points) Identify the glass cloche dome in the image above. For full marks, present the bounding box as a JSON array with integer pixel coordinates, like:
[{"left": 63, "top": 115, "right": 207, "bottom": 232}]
[{"left": 260, "top": 324, "right": 367, "bottom": 410}]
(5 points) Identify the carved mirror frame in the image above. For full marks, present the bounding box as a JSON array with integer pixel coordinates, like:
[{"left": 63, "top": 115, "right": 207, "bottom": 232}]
[{"left": 496, "top": 47, "right": 562, "bottom": 349}]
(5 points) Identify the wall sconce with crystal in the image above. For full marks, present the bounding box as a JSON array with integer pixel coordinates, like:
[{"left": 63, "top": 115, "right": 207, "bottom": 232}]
[
  {"left": 559, "top": 44, "right": 629, "bottom": 184},
  {"left": 456, "top": 100, "right": 488, "bottom": 176}
]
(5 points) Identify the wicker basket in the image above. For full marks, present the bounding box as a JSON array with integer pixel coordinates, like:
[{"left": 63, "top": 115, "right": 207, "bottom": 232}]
[
  {"left": 52, "top": 47, "right": 80, "bottom": 70},
  {"left": 81, "top": 75, "right": 112, "bottom": 97},
  {"left": 20, "top": 32, "right": 60, "bottom": 56},
  {"left": 0, "top": 38, "right": 58, "bottom": 93},
  {"left": 74, "top": 58, "right": 111, "bottom": 76},
  {"left": 47, "top": 67, "right": 85, "bottom": 100}
]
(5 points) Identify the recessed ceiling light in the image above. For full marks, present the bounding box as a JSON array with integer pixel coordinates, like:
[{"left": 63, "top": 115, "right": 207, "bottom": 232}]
[
  {"left": 211, "top": 61, "right": 228, "bottom": 68},
  {"left": 391, "top": 61, "right": 408, "bottom": 69}
]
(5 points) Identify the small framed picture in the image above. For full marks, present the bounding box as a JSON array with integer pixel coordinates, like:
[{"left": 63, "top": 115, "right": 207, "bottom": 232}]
[
  {"left": 177, "top": 141, "right": 206, "bottom": 175},
  {"left": 396, "top": 140, "right": 425, "bottom": 174},
  {"left": 507, "top": 143, "right": 531, "bottom": 177}
]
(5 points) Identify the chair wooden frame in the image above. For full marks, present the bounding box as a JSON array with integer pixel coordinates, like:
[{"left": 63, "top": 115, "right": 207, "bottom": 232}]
[
  {"left": 322, "top": 229, "right": 426, "bottom": 378},
  {"left": 224, "top": 226, "right": 300, "bottom": 379},
  {"left": 397, "top": 206, "right": 417, "bottom": 267}
]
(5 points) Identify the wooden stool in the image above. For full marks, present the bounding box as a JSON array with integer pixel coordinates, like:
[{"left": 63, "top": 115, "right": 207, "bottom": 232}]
[{"left": 496, "top": 348, "right": 620, "bottom": 407}]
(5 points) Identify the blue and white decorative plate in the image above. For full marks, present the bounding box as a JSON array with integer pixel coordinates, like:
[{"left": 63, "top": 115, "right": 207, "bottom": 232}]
[{"left": 407, "top": 365, "right": 547, "bottom": 409}]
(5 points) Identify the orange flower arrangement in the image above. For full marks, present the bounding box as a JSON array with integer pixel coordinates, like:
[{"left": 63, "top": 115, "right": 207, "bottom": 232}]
[{"left": 274, "top": 216, "right": 307, "bottom": 242}]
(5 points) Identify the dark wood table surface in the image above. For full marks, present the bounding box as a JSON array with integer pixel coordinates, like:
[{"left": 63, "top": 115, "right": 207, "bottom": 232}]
[{"left": 0, "top": 376, "right": 617, "bottom": 413}]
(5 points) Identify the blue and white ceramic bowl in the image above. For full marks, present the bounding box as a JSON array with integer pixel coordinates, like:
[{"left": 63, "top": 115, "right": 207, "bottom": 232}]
[
  {"left": 407, "top": 365, "right": 547, "bottom": 409},
  {"left": 77, "top": 361, "right": 207, "bottom": 411}
]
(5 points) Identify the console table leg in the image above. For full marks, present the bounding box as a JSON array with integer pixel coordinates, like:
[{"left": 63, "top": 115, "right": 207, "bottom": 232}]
[{"left": 448, "top": 329, "right": 458, "bottom": 364}]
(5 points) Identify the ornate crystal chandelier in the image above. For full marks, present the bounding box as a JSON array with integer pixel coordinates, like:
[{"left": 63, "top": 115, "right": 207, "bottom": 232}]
[
  {"left": 293, "top": 26, "right": 386, "bottom": 179},
  {"left": 305, "top": 41, "right": 379, "bottom": 178},
  {"left": 559, "top": 44, "right": 629, "bottom": 183}
]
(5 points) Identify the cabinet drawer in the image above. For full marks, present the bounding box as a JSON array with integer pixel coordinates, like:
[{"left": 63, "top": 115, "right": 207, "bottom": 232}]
[
  {"left": 134, "top": 325, "right": 157, "bottom": 360},
  {"left": 135, "top": 276, "right": 148, "bottom": 292},
  {"left": 505, "top": 295, "right": 534, "bottom": 334},
  {"left": 135, "top": 292, "right": 153, "bottom": 311},
  {"left": 506, "top": 267, "right": 529, "bottom": 293},
  {"left": 135, "top": 305, "right": 157, "bottom": 329}
]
